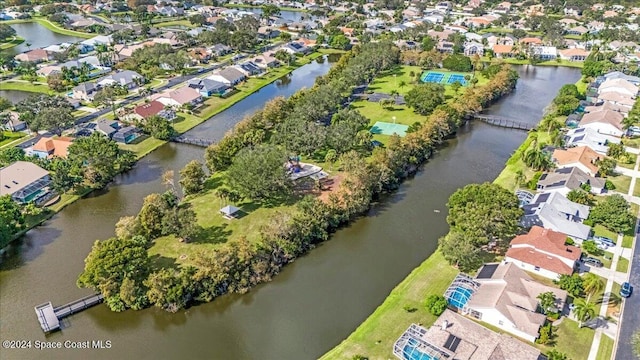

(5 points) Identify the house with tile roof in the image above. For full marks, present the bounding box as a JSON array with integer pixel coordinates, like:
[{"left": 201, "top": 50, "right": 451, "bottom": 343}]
[
  {"left": 552, "top": 146, "right": 602, "bottom": 176},
  {"left": 131, "top": 101, "right": 176, "bottom": 121},
  {"left": 578, "top": 110, "right": 625, "bottom": 138},
  {"left": 151, "top": 86, "right": 203, "bottom": 108},
  {"left": 559, "top": 48, "right": 590, "bottom": 61},
  {"left": 564, "top": 127, "right": 621, "bottom": 154},
  {"left": 15, "top": 49, "right": 51, "bottom": 63},
  {"left": 492, "top": 45, "right": 514, "bottom": 58},
  {"left": 464, "top": 262, "right": 567, "bottom": 342},
  {"left": 522, "top": 192, "right": 591, "bottom": 241},
  {"left": 505, "top": 226, "right": 582, "bottom": 279},
  {"left": 536, "top": 166, "right": 606, "bottom": 196},
  {"left": 30, "top": 137, "right": 74, "bottom": 159},
  {"left": 598, "top": 78, "right": 639, "bottom": 98}
]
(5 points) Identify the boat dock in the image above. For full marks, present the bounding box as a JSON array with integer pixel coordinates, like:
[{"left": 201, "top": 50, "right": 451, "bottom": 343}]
[{"left": 34, "top": 293, "right": 104, "bottom": 333}]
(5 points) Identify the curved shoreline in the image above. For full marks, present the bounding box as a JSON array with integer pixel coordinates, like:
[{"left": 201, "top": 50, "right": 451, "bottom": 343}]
[
  {"left": 1, "top": 17, "right": 93, "bottom": 39},
  {"left": 0, "top": 35, "right": 25, "bottom": 50}
]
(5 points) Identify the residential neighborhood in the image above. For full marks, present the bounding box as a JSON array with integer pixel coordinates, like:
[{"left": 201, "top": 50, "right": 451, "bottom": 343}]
[{"left": 0, "top": 0, "right": 639, "bottom": 359}]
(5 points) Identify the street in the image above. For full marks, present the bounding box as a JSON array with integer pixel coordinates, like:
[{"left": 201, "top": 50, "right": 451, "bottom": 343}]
[{"left": 614, "top": 216, "right": 640, "bottom": 360}]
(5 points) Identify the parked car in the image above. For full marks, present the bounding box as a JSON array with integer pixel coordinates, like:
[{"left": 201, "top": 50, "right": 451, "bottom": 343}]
[
  {"left": 620, "top": 282, "right": 633, "bottom": 298},
  {"left": 592, "top": 236, "right": 615, "bottom": 247},
  {"left": 583, "top": 257, "right": 603, "bottom": 268},
  {"left": 596, "top": 243, "right": 608, "bottom": 251}
]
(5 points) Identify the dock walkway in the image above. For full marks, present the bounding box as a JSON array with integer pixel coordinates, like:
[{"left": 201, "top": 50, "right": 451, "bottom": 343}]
[{"left": 35, "top": 293, "right": 104, "bottom": 333}]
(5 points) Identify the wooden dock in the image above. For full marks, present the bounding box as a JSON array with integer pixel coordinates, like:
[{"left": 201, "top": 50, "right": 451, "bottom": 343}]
[
  {"left": 35, "top": 293, "right": 104, "bottom": 333},
  {"left": 171, "top": 136, "right": 214, "bottom": 147},
  {"left": 472, "top": 114, "right": 535, "bottom": 131}
]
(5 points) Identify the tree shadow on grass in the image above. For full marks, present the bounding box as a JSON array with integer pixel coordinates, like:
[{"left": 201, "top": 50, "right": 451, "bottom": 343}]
[
  {"left": 149, "top": 254, "right": 178, "bottom": 271},
  {"left": 202, "top": 176, "right": 224, "bottom": 192},
  {"left": 191, "top": 223, "right": 232, "bottom": 245}
]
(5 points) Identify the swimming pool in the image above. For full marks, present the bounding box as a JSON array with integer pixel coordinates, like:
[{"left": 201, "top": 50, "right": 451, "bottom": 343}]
[
  {"left": 447, "top": 286, "right": 474, "bottom": 309},
  {"left": 402, "top": 339, "right": 440, "bottom": 360}
]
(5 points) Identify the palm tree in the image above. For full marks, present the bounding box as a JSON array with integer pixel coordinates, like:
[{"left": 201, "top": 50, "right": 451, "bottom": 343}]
[
  {"left": 583, "top": 273, "right": 604, "bottom": 303},
  {"left": 573, "top": 298, "right": 597, "bottom": 328},
  {"left": 523, "top": 147, "right": 553, "bottom": 171},
  {"left": 515, "top": 170, "right": 526, "bottom": 189}
]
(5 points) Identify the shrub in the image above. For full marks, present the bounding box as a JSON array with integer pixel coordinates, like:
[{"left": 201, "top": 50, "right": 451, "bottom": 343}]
[{"left": 425, "top": 294, "right": 448, "bottom": 316}]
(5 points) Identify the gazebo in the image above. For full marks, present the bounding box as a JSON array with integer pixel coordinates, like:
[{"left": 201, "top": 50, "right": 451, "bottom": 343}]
[{"left": 220, "top": 205, "right": 240, "bottom": 219}]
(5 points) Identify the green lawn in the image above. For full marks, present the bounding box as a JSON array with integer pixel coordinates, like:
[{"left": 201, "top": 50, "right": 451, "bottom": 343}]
[
  {"left": 321, "top": 251, "right": 458, "bottom": 360},
  {"left": 616, "top": 257, "right": 629, "bottom": 273},
  {"left": 154, "top": 19, "right": 195, "bottom": 28},
  {"left": 607, "top": 174, "right": 631, "bottom": 194},
  {"left": 576, "top": 77, "right": 589, "bottom": 95},
  {"left": 0, "top": 131, "right": 26, "bottom": 147},
  {"left": 0, "top": 35, "right": 25, "bottom": 50},
  {"left": 595, "top": 334, "right": 614, "bottom": 360},
  {"left": 618, "top": 153, "right": 637, "bottom": 169},
  {"left": 352, "top": 100, "right": 424, "bottom": 127},
  {"left": 634, "top": 182, "right": 640, "bottom": 197},
  {"left": 119, "top": 136, "right": 167, "bottom": 159},
  {"left": 494, "top": 130, "right": 551, "bottom": 191},
  {"left": 0, "top": 80, "right": 56, "bottom": 94},
  {"left": 148, "top": 173, "right": 297, "bottom": 268},
  {"left": 538, "top": 319, "right": 595, "bottom": 360},
  {"left": 623, "top": 137, "right": 640, "bottom": 149},
  {"left": 593, "top": 225, "right": 618, "bottom": 242},
  {"left": 622, "top": 235, "right": 634, "bottom": 248}
]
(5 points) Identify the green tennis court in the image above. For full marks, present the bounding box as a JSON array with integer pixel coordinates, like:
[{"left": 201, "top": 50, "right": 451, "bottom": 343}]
[
  {"left": 421, "top": 71, "right": 471, "bottom": 86},
  {"left": 370, "top": 121, "right": 409, "bottom": 136}
]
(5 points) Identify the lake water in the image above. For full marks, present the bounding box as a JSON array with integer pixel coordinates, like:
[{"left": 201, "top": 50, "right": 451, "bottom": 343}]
[
  {"left": 0, "top": 64, "right": 581, "bottom": 360},
  {"left": 4, "top": 22, "right": 84, "bottom": 55}
]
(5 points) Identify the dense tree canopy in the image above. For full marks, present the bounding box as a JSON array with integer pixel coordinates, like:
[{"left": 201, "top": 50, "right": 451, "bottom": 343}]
[
  {"left": 179, "top": 160, "right": 206, "bottom": 196},
  {"left": 588, "top": 194, "right": 635, "bottom": 233},
  {"left": 405, "top": 83, "right": 446, "bottom": 116},
  {"left": 0, "top": 24, "right": 16, "bottom": 40},
  {"left": 446, "top": 183, "right": 523, "bottom": 246},
  {"left": 227, "top": 145, "right": 291, "bottom": 201},
  {"left": 0, "top": 195, "right": 24, "bottom": 247},
  {"left": 442, "top": 54, "right": 472, "bottom": 72},
  {"left": 67, "top": 133, "right": 136, "bottom": 187}
]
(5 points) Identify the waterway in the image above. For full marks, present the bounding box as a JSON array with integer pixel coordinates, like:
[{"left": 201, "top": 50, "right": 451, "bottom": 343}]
[
  {"left": 0, "top": 64, "right": 580, "bottom": 360},
  {"left": 232, "top": 7, "right": 311, "bottom": 23},
  {"left": 0, "top": 89, "right": 33, "bottom": 104},
  {"left": 4, "top": 22, "right": 84, "bottom": 55}
]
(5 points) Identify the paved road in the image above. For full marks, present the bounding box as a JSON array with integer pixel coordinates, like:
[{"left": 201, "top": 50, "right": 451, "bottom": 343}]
[{"left": 614, "top": 219, "right": 640, "bottom": 360}]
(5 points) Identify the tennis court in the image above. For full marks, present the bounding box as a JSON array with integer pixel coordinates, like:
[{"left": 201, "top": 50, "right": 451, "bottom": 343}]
[
  {"left": 370, "top": 121, "right": 409, "bottom": 136},
  {"left": 421, "top": 71, "right": 471, "bottom": 86}
]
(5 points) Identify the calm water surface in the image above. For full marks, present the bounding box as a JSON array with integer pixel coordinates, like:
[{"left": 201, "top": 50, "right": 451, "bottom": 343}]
[
  {"left": 0, "top": 65, "right": 580, "bottom": 360},
  {"left": 5, "top": 22, "right": 84, "bottom": 55}
]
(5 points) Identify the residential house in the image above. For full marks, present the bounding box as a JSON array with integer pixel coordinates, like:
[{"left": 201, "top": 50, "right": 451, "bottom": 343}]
[
  {"left": 492, "top": 45, "right": 514, "bottom": 58},
  {"left": 188, "top": 47, "right": 212, "bottom": 63},
  {"left": 559, "top": 48, "right": 590, "bottom": 61},
  {"left": 151, "top": 86, "right": 203, "bottom": 108},
  {"left": 451, "top": 262, "right": 567, "bottom": 342},
  {"left": 534, "top": 46, "right": 557, "bottom": 60},
  {"left": 257, "top": 26, "right": 280, "bottom": 40},
  {"left": 187, "top": 78, "right": 229, "bottom": 97},
  {"left": 15, "top": 49, "right": 51, "bottom": 63},
  {"left": 566, "top": 26, "right": 589, "bottom": 36},
  {"left": 235, "top": 62, "right": 262, "bottom": 76},
  {"left": 564, "top": 5, "right": 582, "bottom": 16},
  {"left": 564, "top": 127, "right": 621, "bottom": 154},
  {"left": 35, "top": 65, "right": 60, "bottom": 78},
  {"left": 463, "top": 42, "right": 484, "bottom": 56},
  {"left": 114, "top": 43, "right": 149, "bottom": 59},
  {"left": 0, "top": 161, "right": 52, "bottom": 204},
  {"left": 30, "top": 136, "right": 74, "bottom": 159},
  {"left": 250, "top": 53, "right": 279, "bottom": 69},
  {"left": 209, "top": 44, "right": 232, "bottom": 57},
  {"left": 437, "top": 40, "right": 455, "bottom": 54},
  {"left": 604, "top": 71, "right": 640, "bottom": 86},
  {"left": 96, "top": 119, "right": 120, "bottom": 138},
  {"left": 505, "top": 226, "right": 581, "bottom": 279},
  {"left": 598, "top": 78, "right": 639, "bottom": 98},
  {"left": 522, "top": 192, "right": 591, "bottom": 241},
  {"left": 520, "top": 37, "right": 543, "bottom": 46},
  {"left": 282, "top": 41, "right": 310, "bottom": 55},
  {"left": 435, "top": 1, "right": 452, "bottom": 12},
  {"left": 97, "top": 70, "right": 144, "bottom": 89},
  {"left": 536, "top": 167, "right": 606, "bottom": 196},
  {"left": 597, "top": 92, "right": 635, "bottom": 109},
  {"left": 584, "top": 101, "right": 630, "bottom": 116},
  {"left": 1, "top": 111, "right": 26, "bottom": 132},
  {"left": 208, "top": 67, "right": 247, "bottom": 86},
  {"left": 112, "top": 127, "right": 139, "bottom": 144},
  {"left": 131, "top": 101, "right": 176, "bottom": 121},
  {"left": 552, "top": 145, "right": 602, "bottom": 176},
  {"left": 72, "top": 82, "right": 99, "bottom": 101},
  {"left": 578, "top": 110, "right": 625, "bottom": 138},
  {"left": 393, "top": 311, "right": 542, "bottom": 360}
]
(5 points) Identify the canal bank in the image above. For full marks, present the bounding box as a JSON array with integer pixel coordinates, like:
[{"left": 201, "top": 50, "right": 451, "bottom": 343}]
[{"left": 0, "top": 65, "right": 580, "bottom": 360}]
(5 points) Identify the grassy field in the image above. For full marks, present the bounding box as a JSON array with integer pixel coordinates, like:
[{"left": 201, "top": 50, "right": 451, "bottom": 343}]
[
  {"left": 616, "top": 256, "right": 629, "bottom": 273},
  {"left": 576, "top": 77, "right": 589, "bottom": 95},
  {"left": 0, "top": 131, "right": 26, "bottom": 147},
  {"left": 593, "top": 225, "right": 618, "bottom": 242},
  {"left": 154, "top": 19, "right": 195, "bottom": 28},
  {"left": 622, "top": 234, "right": 634, "bottom": 248},
  {"left": 0, "top": 36, "right": 25, "bottom": 50},
  {"left": 608, "top": 173, "right": 631, "bottom": 194},
  {"left": 543, "top": 319, "right": 595, "bottom": 360},
  {"left": 320, "top": 251, "right": 458, "bottom": 360},
  {"left": 595, "top": 334, "right": 614, "bottom": 360},
  {"left": 493, "top": 130, "right": 551, "bottom": 191},
  {"left": 0, "top": 80, "right": 56, "bottom": 94}
]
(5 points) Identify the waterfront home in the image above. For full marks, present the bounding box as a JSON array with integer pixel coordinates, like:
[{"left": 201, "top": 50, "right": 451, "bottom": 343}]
[
  {"left": 522, "top": 192, "right": 591, "bottom": 241},
  {"left": 208, "top": 67, "right": 247, "bottom": 86},
  {"left": 584, "top": 101, "right": 630, "bottom": 115},
  {"left": 1, "top": 111, "right": 26, "bottom": 132},
  {"left": 72, "top": 82, "right": 99, "bottom": 101},
  {"left": 446, "top": 262, "right": 567, "bottom": 342},
  {"left": 112, "top": 127, "right": 139, "bottom": 144},
  {"left": 30, "top": 136, "right": 74, "bottom": 159},
  {"left": 537, "top": 167, "right": 606, "bottom": 196},
  {"left": 97, "top": 70, "right": 144, "bottom": 89},
  {"left": 552, "top": 146, "right": 602, "bottom": 176},
  {"left": 558, "top": 48, "right": 590, "bottom": 61},
  {"left": 564, "top": 127, "right": 621, "bottom": 154},
  {"left": 533, "top": 46, "right": 557, "bottom": 60},
  {"left": 604, "top": 71, "right": 640, "bottom": 86},
  {"left": 36, "top": 65, "right": 61, "bottom": 78},
  {"left": 597, "top": 92, "right": 635, "bottom": 109},
  {"left": 187, "top": 78, "right": 229, "bottom": 97},
  {"left": 282, "top": 41, "right": 310, "bottom": 55},
  {"left": 43, "top": 43, "right": 71, "bottom": 53},
  {"left": 96, "top": 119, "right": 120, "bottom": 138},
  {"left": 0, "top": 161, "right": 52, "bottom": 204},
  {"left": 234, "top": 62, "right": 263, "bottom": 77},
  {"left": 15, "top": 49, "right": 51, "bottom": 63},
  {"left": 578, "top": 110, "right": 625, "bottom": 138},
  {"left": 492, "top": 45, "right": 514, "bottom": 58},
  {"left": 131, "top": 101, "right": 176, "bottom": 121},
  {"left": 598, "top": 78, "right": 639, "bottom": 98},
  {"left": 393, "top": 311, "right": 542, "bottom": 360},
  {"left": 257, "top": 26, "right": 280, "bottom": 40},
  {"left": 505, "top": 226, "right": 581, "bottom": 280},
  {"left": 250, "top": 53, "right": 279, "bottom": 69},
  {"left": 151, "top": 86, "right": 203, "bottom": 108}
]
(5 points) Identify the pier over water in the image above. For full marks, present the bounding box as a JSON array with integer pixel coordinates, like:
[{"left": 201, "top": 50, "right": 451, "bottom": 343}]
[{"left": 35, "top": 294, "right": 104, "bottom": 333}]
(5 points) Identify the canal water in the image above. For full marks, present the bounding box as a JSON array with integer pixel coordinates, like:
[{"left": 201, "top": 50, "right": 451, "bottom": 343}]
[
  {"left": 0, "top": 64, "right": 580, "bottom": 360},
  {"left": 4, "top": 22, "right": 84, "bottom": 55}
]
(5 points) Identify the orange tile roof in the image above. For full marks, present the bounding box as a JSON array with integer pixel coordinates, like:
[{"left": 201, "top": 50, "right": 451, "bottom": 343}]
[
  {"left": 493, "top": 45, "right": 513, "bottom": 54},
  {"left": 520, "top": 37, "right": 542, "bottom": 45},
  {"left": 510, "top": 226, "right": 581, "bottom": 261},
  {"left": 506, "top": 247, "right": 574, "bottom": 275},
  {"left": 552, "top": 146, "right": 602, "bottom": 174},
  {"left": 32, "top": 136, "right": 73, "bottom": 158}
]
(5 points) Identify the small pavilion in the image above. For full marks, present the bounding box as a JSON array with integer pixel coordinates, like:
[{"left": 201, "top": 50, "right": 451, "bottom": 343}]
[{"left": 220, "top": 205, "right": 240, "bottom": 219}]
